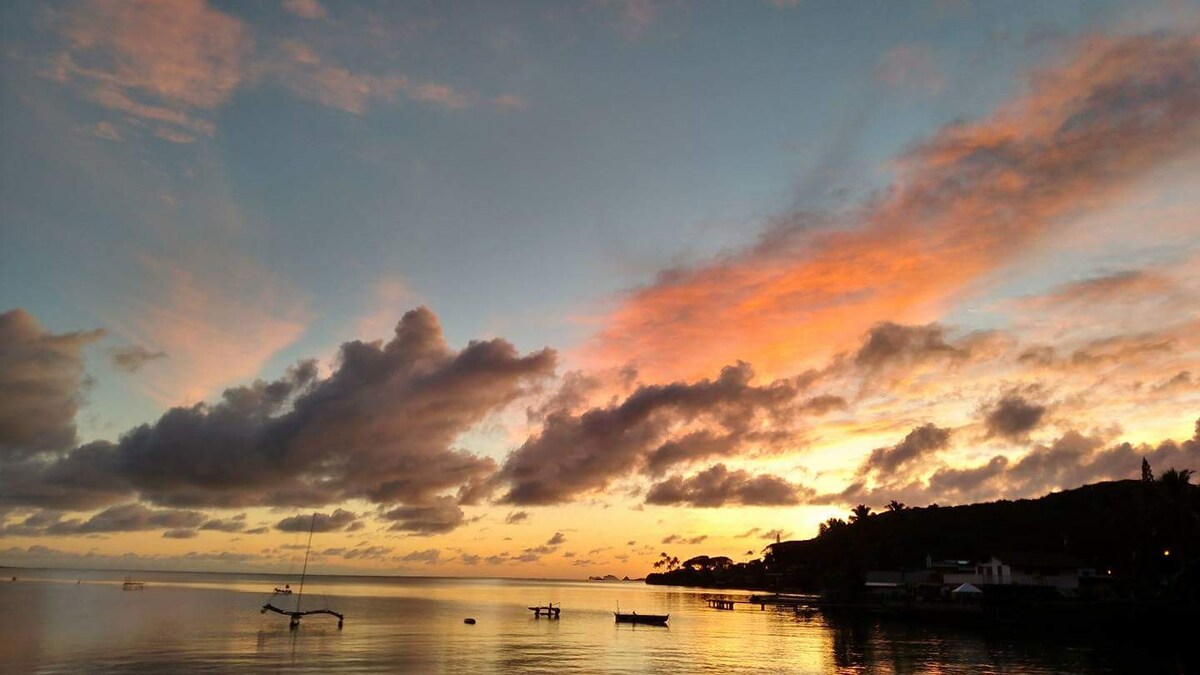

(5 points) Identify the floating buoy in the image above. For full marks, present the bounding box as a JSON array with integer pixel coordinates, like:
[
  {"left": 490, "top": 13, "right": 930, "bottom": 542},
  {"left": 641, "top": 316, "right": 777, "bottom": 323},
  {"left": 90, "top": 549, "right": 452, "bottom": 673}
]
[{"left": 464, "top": 618, "right": 476, "bottom": 625}]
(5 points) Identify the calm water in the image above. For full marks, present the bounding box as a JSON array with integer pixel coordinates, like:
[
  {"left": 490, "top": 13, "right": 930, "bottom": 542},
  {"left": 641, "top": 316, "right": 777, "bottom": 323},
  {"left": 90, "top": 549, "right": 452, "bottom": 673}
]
[{"left": 0, "top": 568, "right": 1182, "bottom": 673}]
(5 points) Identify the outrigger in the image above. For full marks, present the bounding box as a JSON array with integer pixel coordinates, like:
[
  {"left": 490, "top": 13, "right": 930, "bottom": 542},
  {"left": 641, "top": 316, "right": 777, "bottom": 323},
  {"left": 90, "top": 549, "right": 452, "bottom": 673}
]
[
  {"left": 261, "top": 513, "right": 345, "bottom": 629},
  {"left": 528, "top": 602, "right": 561, "bottom": 618}
]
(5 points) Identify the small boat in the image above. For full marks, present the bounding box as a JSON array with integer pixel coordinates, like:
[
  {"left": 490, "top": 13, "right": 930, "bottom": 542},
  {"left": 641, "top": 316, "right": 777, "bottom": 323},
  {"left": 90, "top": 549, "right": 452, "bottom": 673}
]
[
  {"left": 614, "top": 611, "right": 668, "bottom": 625},
  {"left": 122, "top": 578, "right": 145, "bottom": 591},
  {"left": 273, "top": 584, "right": 294, "bottom": 595}
]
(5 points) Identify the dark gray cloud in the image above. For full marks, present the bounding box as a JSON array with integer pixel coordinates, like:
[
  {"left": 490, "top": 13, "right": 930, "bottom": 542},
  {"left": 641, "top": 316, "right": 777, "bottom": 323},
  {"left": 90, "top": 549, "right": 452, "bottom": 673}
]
[
  {"left": 504, "top": 510, "right": 529, "bottom": 524},
  {"left": 0, "top": 442, "right": 132, "bottom": 511},
  {"left": 799, "top": 395, "right": 847, "bottom": 415},
  {"left": 382, "top": 497, "right": 464, "bottom": 534},
  {"left": 984, "top": 393, "right": 1047, "bottom": 439},
  {"left": 646, "top": 463, "right": 810, "bottom": 507},
  {"left": 0, "top": 509, "right": 68, "bottom": 537},
  {"left": 662, "top": 534, "right": 708, "bottom": 545},
  {"left": 546, "top": 531, "right": 566, "bottom": 546},
  {"left": 644, "top": 430, "right": 748, "bottom": 476},
  {"left": 925, "top": 456, "right": 1010, "bottom": 501},
  {"left": 108, "top": 346, "right": 168, "bottom": 373},
  {"left": 35, "top": 502, "right": 207, "bottom": 535},
  {"left": 0, "top": 309, "right": 104, "bottom": 458},
  {"left": 1, "top": 308, "right": 554, "bottom": 536},
  {"left": 832, "top": 419, "right": 1200, "bottom": 509},
  {"left": 859, "top": 424, "right": 952, "bottom": 475},
  {"left": 854, "top": 323, "right": 965, "bottom": 369},
  {"left": 275, "top": 508, "right": 357, "bottom": 533},
  {"left": 762, "top": 528, "right": 791, "bottom": 541},
  {"left": 343, "top": 545, "right": 392, "bottom": 560},
  {"left": 163, "top": 528, "right": 197, "bottom": 539},
  {"left": 199, "top": 515, "right": 246, "bottom": 532},
  {"left": 397, "top": 548, "right": 440, "bottom": 563},
  {"left": 498, "top": 362, "right": 802, "bottom": 505}
]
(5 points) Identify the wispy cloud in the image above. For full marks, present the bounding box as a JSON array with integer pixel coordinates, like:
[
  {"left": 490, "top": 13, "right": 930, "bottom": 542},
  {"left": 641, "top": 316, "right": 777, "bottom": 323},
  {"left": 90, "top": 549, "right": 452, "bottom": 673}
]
[
  {"left": 42, "top": 0, "right": 524, "bottom": 141},
  {"left": 48, "top": 0, "right": 249, "bottom": 140},
  {"left": 115, "top": 251, "right": 311, "bottom": 405},
  {"left": 588, "top": 30, "right": 1200, "bottom": 383}
]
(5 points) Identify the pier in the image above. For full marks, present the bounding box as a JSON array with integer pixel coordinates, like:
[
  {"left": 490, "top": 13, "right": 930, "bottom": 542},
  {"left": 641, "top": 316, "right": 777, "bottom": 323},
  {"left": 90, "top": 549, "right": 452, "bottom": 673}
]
[
  {"left": 528, "top": 603, "right": 561, "bottom": 618},
  {"left": 704, "top": 594, "right": 820, "bottom": 611}
]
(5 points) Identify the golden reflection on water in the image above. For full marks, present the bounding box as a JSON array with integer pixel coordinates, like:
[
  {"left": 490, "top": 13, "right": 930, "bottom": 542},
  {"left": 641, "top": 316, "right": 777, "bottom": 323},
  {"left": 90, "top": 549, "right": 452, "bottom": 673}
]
[{"left": 0, "top": 569, "right": 1143, "bottom": 673}]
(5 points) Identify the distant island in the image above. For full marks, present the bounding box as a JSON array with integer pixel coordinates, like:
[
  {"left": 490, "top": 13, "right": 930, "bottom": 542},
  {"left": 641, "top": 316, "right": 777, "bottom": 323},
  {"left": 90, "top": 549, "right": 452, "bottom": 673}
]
[
  {"left": 587, "top": 574, "right": 644, "bottom": 582},
  {"left": 645, "top": 466, "right": 1198, "bottom": 627}
]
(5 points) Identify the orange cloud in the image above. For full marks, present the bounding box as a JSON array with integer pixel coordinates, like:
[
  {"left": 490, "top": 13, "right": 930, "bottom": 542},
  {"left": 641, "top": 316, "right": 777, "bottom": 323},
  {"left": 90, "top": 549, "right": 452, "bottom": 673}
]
[{"left": 587, "top": 31, "right": 1200, "bottom": 383}]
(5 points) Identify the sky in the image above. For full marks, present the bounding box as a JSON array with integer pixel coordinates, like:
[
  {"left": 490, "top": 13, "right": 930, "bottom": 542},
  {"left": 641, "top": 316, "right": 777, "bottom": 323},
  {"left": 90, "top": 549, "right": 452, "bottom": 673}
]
[{"left": 1, "top": 0, "right": 1198, "bottom": 579}]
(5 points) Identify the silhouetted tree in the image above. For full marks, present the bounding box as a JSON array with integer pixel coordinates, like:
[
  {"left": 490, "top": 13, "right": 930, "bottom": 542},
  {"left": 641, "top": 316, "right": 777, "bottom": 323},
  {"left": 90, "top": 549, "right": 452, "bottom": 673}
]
[
  {"left": 849, "top": 504, "right": 873, "bottom": 523},
  {"left": 1142, "top": 457, "right": 1154, "bottom": 482},
  {"left": 653, "top": 552, "right": 681, "bottom": 571},
  {"left": 886, "top": 500, "right": 906, "bottom": 512},
  {"left": 818, "top": 517, "right": 847, "bottom": 536},
  {"left": 1160, "top": 468, "right": 1194, "bottom": 487}
]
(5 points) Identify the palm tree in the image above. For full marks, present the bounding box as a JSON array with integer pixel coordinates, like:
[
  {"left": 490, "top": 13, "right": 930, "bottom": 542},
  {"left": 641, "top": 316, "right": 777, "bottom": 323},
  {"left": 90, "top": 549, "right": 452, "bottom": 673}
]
[
  {"left": 849, "top": 504, "right": 873, "bottom": 523},
  {"left": 1160, "top": 468, "right": 1194, "bottom": 487},
  {"left": 818, "top": 517, "right": 847, "bottom": 536},
  {"left": 653, "top": 552, "right": 681, "bottom": 571},
  {"left": 886, "top": 500, "right": 906, "bottom": 512}
]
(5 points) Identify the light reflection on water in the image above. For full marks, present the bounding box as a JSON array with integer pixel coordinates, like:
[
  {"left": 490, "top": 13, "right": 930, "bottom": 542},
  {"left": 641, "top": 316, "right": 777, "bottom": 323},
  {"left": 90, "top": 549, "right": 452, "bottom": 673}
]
[{"left": 0, "top": 569, "right": 1165, "bottom": 673}]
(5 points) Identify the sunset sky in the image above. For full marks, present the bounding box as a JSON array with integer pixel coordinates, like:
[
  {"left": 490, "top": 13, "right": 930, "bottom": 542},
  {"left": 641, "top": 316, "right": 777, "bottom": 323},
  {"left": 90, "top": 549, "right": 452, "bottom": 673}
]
[{"left": 1, "top": 0, "right": 1198, "bottom": 578}]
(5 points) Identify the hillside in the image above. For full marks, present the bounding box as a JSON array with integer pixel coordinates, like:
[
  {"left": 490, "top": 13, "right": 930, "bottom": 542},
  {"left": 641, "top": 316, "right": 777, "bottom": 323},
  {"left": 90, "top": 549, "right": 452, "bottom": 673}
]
[{"left": 646, "top": 478, "right": 1200, "bottom": 592}]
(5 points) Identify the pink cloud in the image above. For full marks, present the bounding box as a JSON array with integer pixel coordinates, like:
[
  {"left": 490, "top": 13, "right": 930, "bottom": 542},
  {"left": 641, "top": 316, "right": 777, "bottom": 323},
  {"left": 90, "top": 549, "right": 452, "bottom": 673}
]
[
  {"left": 115, "top": 252, "right": 312, "bottom": 406},
  {"left": 56, "top": 0, "right": 248, "bottom": 108},
  {"left": 51, "top": 0, "right": 249, "bottom": 139}
]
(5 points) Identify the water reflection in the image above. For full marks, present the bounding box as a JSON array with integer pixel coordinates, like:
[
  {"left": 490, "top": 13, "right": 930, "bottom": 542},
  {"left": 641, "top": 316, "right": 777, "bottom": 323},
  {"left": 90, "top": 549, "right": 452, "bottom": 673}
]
[{"left": 0, "top": 569, "right": 1188, "bottom": 673}]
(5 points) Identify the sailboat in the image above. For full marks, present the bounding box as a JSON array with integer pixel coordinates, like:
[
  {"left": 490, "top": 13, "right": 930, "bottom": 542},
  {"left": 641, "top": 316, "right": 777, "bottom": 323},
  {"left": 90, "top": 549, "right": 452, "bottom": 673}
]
[{"left": 261, "top": 513, "right": 345, "bottom": 629}]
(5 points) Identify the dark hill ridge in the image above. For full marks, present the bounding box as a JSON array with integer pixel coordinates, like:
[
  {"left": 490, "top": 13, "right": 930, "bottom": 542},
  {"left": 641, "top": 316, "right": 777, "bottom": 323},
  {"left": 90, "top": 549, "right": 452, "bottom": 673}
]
[{"left": 647, "top": 479, "right": 1200, "bottom": 592}]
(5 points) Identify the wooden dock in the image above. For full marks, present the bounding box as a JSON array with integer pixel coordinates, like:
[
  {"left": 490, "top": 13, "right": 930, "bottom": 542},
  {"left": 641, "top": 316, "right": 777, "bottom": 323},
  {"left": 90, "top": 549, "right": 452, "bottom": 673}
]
[
  {"left": 528, "top": 603, "right": 561, "bottom": 618},
  {"left": 704, "top": 594, "right": 820, "bottom": 611}
]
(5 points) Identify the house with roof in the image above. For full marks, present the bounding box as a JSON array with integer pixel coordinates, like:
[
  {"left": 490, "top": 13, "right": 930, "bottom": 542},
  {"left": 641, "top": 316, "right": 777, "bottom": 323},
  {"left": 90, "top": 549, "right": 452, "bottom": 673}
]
[{"left": 975, "top": 552, "right": 1083, "bottom": 590}]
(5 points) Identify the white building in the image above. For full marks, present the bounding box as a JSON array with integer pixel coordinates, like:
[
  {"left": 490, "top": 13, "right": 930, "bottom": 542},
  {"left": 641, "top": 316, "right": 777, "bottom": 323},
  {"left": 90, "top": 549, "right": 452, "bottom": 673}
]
[{"left": 975, "top": 552, "right": 1081, "bottom": 590}]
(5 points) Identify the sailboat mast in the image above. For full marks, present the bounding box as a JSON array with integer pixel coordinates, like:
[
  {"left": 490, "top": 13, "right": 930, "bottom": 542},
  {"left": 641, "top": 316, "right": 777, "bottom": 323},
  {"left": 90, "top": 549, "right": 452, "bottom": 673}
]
[{"left": 296, "top": 512, "right": 316, "bottom": 612}]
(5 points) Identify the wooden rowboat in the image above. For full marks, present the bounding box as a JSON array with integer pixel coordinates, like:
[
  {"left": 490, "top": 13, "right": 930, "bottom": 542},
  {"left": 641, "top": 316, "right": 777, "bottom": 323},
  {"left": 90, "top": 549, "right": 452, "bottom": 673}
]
[{"left": 614, "top": 611, "right": 668, "bottom": 625}]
